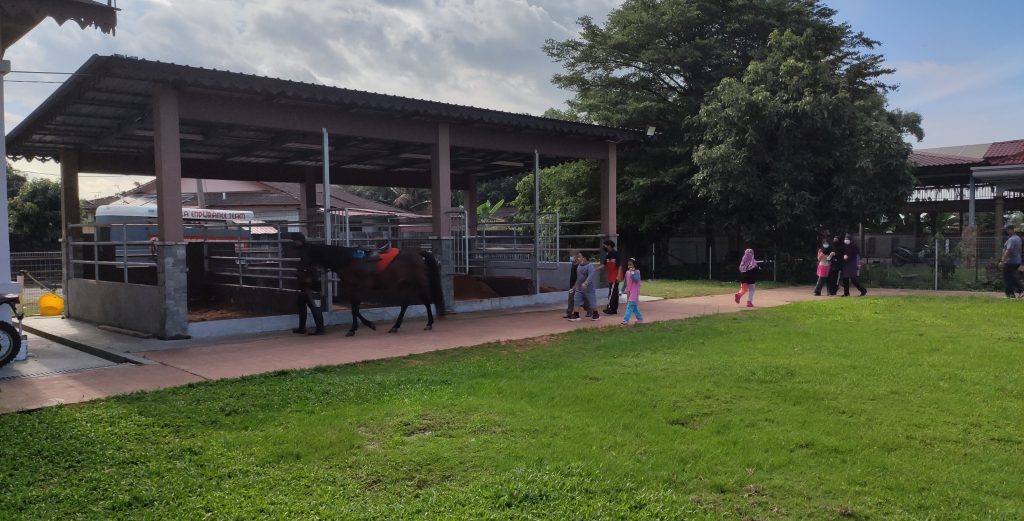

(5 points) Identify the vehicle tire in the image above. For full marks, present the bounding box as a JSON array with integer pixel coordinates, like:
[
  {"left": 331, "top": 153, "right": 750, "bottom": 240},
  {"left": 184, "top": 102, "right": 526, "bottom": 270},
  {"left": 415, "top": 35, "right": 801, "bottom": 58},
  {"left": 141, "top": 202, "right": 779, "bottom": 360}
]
[{"left": 0, "top": 320, "right": 20, "bottom": 368}]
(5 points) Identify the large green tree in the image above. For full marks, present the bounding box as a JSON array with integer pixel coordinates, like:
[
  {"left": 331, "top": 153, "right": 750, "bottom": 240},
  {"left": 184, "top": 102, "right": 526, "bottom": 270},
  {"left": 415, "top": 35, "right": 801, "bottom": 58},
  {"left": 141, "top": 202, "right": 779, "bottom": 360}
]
[
  {"left": 693, "top": 28, "right": 923, "bottom": 247},
  {"left": 544, "top": 0, "right": 919, "bottom": 254},
  {"left": 545, "top": 0, "right": 845, "bottom": 238},
  {"left": 9, "top": 177, "right": 63, "bottom": 251},
  {"left": 512, "top": 160, "right": 599, "bottom": 223}
]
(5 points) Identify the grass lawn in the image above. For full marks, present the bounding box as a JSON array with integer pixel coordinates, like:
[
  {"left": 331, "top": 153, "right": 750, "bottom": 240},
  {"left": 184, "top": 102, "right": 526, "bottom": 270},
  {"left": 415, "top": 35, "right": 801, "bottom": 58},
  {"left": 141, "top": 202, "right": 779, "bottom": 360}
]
[
  {"left": 643, "top": 278, "right": 788, "bottom": 299},
  {"left": 1, "top": 296, "right": 1021, "bottom": 520}
]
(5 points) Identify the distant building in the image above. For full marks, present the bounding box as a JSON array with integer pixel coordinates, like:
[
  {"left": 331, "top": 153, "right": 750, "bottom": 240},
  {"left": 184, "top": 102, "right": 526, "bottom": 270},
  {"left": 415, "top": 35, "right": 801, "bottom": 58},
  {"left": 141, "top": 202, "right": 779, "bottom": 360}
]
[{"left": 83, "top": 179, "right": 421, "bottom": 223}]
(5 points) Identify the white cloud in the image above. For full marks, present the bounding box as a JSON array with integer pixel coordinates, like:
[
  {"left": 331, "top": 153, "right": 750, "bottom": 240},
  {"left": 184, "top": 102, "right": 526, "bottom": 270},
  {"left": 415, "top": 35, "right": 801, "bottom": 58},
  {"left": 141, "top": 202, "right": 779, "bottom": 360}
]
[{"left": 1, "top": 0, "right": 623, "bottom": 197}]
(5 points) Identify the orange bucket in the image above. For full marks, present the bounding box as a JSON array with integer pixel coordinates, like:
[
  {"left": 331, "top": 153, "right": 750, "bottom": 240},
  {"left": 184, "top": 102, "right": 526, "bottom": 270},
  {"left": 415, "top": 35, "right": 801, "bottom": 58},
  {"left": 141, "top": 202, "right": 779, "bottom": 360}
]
[{"left": 39, "top": 293, "right": 64, "bottom": 316}]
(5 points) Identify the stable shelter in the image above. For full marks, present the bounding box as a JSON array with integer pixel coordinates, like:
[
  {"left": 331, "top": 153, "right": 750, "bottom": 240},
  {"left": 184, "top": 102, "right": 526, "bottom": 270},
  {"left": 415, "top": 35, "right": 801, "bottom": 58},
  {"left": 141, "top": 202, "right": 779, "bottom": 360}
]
[{"left": 6, "top": 55, "right": 640, "bottom": 338}]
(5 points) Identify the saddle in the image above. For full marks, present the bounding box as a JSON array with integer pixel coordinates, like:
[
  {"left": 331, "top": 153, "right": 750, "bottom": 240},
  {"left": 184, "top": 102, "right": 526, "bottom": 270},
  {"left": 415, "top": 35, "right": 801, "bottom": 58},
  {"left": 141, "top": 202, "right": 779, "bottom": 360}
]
[{"left": 353, "top": 246, "right": 399, "bottom": 273}]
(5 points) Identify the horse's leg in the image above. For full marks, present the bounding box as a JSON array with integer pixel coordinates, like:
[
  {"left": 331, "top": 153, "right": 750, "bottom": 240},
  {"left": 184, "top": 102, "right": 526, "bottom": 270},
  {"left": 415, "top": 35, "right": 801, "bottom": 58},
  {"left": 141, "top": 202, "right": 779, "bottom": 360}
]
[
  {"left": 420, "top": 289, "right": 434, "bottom": 331},
  {"left": 357, "top": 309, "right": 376, "bottom": 330},
  {"left": 390, "top": 300, "right": 409, "bottom": 333},
  {"left": 346, "top": 299, "right": 359, "bottom": 337}
]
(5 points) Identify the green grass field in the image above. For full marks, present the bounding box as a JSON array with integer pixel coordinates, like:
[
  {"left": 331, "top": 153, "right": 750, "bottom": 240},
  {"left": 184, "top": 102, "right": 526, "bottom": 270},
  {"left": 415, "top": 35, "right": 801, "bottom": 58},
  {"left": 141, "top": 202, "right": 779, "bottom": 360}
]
[
  {"left": 642, "top": 279, "right": 787, "bottom": 299},
  {"left": 1, "top": 296, "right": 1021, "bottom": 520}
]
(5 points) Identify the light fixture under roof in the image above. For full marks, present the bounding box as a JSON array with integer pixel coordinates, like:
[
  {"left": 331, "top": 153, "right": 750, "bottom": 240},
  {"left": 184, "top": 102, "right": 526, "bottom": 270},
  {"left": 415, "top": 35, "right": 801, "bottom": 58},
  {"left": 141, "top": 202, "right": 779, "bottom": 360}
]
[
  {"left": 491, "top": 161, "right": 524, "bottom": 167},
  {"left": 399, "top": 153, "right": 431, "bottom": 160},
  {"left": 342, "top": 164, "right": 385, "bottom": 170},
  {"left": 133, "top": 129, "right": 204, "bottom": 141},
  {"left": 282, "top": 142, "right": 329, "bottom": 150}
]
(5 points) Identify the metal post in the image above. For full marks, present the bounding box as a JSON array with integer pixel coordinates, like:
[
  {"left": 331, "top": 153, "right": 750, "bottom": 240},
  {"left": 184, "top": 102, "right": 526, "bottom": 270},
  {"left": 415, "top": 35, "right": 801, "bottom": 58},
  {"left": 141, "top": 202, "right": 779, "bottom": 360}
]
[
  {"left": 934, "top": 237, "right": 939, "bottom": 291},
  {"left": 651, "top": 242, "right": 655, "bottom": 281},
  {"left": 708, "top": 246, "right": 712, "bottom": 280},
  {"left": 122, "top": 224, "right": 128, "bottom": 283},
  {"left": 533, "top": 149, "right": 540, "bottom": 295},
  {"left": 343, "top": 208, "right": 350, "bottom": 246},
  {"left": 968, "top": 173, "right": 976, "bottom": 226},
  {"left": 322, "top": 128, "right": 333, "bottom": 309}
]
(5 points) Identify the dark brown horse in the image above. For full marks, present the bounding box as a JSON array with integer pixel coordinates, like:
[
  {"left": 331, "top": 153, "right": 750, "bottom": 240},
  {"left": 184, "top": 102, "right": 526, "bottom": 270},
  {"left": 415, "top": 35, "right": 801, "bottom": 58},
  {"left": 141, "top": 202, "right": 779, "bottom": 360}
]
[{"left": 294, "top": 237, "right": 445, "bottom": 336}]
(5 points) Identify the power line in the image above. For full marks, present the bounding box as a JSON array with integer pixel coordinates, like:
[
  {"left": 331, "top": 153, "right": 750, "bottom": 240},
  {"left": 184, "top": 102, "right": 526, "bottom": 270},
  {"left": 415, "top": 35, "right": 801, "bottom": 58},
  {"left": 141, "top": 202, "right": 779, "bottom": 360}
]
[{"left": 9, "top": 70, "right": 87, "bottom": 75}]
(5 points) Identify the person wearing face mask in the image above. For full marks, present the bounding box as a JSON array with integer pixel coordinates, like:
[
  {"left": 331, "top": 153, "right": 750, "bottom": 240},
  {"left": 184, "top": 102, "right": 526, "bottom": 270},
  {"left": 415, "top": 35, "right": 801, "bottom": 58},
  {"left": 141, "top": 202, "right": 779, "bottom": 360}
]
[
  {"left": 841, "top": 233, "right": 867, "bottom": 296},
  {"left": 813, "top": 236, "right": 834, "bottom": 296}
]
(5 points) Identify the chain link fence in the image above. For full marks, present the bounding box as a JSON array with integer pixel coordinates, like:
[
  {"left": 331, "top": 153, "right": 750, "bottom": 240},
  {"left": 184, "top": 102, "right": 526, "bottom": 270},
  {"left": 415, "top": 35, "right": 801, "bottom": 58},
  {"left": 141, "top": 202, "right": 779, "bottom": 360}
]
[
  {"left": 860, "top": 236, "right": 1003, "bottom": 291},
  {"left": 11, "top": 251, "right": 63, "bottom": 314}
]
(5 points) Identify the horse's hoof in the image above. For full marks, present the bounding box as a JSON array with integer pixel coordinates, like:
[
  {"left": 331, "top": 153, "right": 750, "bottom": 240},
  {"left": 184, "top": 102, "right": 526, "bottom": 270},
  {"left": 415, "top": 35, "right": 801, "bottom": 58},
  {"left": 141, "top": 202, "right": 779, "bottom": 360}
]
[
  {"left": 367, "top": 322, "right": 377, "bottom": 331},
  {"left": 388, "top": 328, "right": 398, "bottom": 334},
  {"left": 345, "top": 330, "right": 355, "bottom": 337},
  {"left": 424, "top": 324, "right": 432, "bottom": 331}
]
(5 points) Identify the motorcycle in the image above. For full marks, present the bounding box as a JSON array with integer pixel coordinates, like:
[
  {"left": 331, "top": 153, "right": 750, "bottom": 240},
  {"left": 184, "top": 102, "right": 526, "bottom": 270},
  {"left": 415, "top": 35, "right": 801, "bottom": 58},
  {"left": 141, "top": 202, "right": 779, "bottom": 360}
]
[{"left": 891, "top": 245, "right": 934, "bottom": 267}]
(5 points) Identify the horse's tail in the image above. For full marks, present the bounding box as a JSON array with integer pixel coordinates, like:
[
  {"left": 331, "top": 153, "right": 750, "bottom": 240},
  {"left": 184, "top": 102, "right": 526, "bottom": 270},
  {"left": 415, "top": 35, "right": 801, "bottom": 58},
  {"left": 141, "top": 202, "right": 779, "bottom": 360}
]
[{"left": 421, "top": 250, "right": 446, "bottom": 316}]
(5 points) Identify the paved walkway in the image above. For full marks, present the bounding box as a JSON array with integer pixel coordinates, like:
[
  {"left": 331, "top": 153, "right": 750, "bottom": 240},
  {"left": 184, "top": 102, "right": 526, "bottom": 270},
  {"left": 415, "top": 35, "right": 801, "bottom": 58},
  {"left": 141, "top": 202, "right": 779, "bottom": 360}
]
[{"left": 0, "top": 287, "right": 997, "bottom": 413}]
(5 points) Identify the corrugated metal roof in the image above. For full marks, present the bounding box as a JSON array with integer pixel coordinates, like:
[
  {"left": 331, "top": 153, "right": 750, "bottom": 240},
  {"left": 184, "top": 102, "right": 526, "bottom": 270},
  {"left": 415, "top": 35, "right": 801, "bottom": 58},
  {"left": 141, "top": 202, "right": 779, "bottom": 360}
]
[
  {"left": 6, "top": 54, "right": 640, "bottom": 167},
  {"left": 913, "top": 143, "right": 991, "bottom": 160},
  {"left": 910, "top": 152, "right": 983, "bottom": 168}
]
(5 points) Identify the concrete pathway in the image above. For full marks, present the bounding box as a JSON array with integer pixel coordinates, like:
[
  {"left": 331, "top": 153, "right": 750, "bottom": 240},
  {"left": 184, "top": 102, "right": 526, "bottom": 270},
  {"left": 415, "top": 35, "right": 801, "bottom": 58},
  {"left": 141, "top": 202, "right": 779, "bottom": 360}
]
[{"left": 0, "top": 287, "right": 997, "bottom": 414}]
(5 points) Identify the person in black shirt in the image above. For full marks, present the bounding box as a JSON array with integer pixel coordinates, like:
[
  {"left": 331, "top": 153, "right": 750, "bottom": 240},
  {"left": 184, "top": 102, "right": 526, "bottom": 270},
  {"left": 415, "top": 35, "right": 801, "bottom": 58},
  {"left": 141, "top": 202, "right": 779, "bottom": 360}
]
[
  {"left": 563, "top": 249, "right": 579, "bottom": 318},
  {"left": 602, "top": 240, "right": 621, "bottom": 314}
]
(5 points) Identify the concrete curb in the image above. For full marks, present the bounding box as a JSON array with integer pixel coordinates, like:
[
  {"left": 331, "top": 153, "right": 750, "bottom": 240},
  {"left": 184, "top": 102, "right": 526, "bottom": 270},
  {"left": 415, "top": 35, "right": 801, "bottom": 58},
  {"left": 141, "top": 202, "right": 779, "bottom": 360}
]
[{"left": 22, "top": 321, "right": 150, "bottom": 366}]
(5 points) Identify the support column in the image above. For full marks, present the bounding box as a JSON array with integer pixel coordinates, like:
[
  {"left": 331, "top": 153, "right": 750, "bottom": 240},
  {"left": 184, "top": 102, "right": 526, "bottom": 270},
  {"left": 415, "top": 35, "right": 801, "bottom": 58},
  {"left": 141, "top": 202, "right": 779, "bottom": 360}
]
[
  {"left": 153, "top": 85, "right": 188, "bottom": 338},
  {"left": 153, "top": 86, "right": 184, "bottom": 243},
  {"left": 600, "top": 142, "right": 618, "bottom": 238},
  {"left": 0, "top": 58, "right": 16, "bottom": 297},
  {"left": 994, "top": 187, "right": 1005, "bottom": 259},
  {"left": 465, "top": 175, "right": 478, "bottom": 234},
  {"left": 431, "top": 123, "right": 452, "bottom": 237},
  {"left": 60, "top": 150, "right": 81, "bottom": 313},
  {"left": 299, "top": 166, "right": 318, "bottom": 227}
]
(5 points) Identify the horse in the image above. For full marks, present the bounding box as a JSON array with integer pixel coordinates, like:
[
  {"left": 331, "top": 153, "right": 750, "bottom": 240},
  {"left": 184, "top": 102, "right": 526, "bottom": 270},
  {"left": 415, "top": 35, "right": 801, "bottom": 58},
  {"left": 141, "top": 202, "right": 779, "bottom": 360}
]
[{"left": 295, "top": 238, "right": 445, "bottom": 337}]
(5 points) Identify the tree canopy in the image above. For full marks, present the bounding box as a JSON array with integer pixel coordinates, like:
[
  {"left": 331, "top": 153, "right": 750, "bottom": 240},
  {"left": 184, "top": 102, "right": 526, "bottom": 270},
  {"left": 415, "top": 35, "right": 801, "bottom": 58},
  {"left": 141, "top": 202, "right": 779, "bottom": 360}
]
[
  {"left": 9, "top": 176, "right": 63, "bottom": 251},
  {"left": 693, "top": 27, "right": 923, "bottom": 245},
  {"left": 543, "top": 0, "right": 922, "bottom": 253}
]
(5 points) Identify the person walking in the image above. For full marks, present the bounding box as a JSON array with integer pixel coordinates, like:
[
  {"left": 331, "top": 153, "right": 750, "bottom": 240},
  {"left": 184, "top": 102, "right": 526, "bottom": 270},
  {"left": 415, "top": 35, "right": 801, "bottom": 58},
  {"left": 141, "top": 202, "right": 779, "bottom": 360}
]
[
  {"left": 827, "top": 235, "right": 844, "bottom": 296},
  {"left": 734, "top": 248, "right": 760, "bottom": 308},
  {"left": 998, "top": 223, "right": 1024, "bottom": 298},
  {"left": 563, "top": 249, "right": 580, "bottom": 318},
  {"left": 841, "top": 233, "right": 867, "bottom": 297},
  {"left": 569, "top": 251, "right": 600, "bottom": 321},
  {"left": 293, "top": 264, "right": 325, "bottom": 335},
  {"left": 602, "top": 240, "right": 621, "bottom": 315},
  {"left": 814, "top": 238, "right": 834, "bottom": 296},
  {"left": 621, "top": 258, "right": 644, "bottom": 325}
]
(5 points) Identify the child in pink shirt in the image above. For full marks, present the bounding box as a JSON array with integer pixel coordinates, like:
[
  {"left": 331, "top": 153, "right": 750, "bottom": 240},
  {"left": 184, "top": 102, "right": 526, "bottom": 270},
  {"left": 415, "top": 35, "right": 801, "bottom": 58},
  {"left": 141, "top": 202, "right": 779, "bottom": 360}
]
[{"left": 621, "top": 258, "right": 644, "bottom": 325}]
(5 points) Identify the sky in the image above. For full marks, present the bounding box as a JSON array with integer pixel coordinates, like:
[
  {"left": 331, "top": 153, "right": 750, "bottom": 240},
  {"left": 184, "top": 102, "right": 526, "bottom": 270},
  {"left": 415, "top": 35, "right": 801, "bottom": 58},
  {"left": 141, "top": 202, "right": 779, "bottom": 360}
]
[{"left": 4, "top": 0, "right": 1022, "bottom": 199}]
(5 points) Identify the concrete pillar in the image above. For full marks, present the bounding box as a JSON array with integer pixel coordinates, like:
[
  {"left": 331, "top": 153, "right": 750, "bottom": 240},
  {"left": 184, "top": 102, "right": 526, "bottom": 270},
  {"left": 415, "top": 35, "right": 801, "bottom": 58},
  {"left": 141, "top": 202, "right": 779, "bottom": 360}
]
[
  {"left": 432, "top": 238, "right": 455, "bottom": 312},
  {"left": 0, "top": 58, "right": 17, "bottom": 298},
  {"left": 157, "top": 243, "right": 189, "bottom": 339},
  {"left": 465, "top": 175, "right": 479, "bottom": 234},
  {"left": 60, "top": 150, "right": 81, "bottom": 312},
  {"left": 153, "top": 85, "right": 184, "bottom": 243},
  {"left": 299, "top": 166, "right": 318, "bottom": 226},
  {"left": 431, "top": 123, "right": 452, "bottom": 237},
  {"left": 600, "top": 142, "right": 617, "bottom": 238},
  {"left": 994, "top": 187, "right": 1005, "bottom": 259}
]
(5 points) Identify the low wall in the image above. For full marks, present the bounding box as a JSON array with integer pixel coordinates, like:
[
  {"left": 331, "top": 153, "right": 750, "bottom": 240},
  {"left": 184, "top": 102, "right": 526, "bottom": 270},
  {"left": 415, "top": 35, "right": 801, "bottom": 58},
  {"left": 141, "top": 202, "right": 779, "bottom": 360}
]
[
  {"left": 187, "top": 290, "right": 576, "bottom": 339},
  {"left": 68, "top": 279, "right": 165, "bottom": 337}
]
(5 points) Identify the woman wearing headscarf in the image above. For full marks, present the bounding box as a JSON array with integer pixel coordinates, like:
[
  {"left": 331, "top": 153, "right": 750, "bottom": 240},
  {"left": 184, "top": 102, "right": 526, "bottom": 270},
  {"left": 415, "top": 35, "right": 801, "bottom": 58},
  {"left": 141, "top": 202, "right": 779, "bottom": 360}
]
[
  {"left": 841, "top": 233, "right": 868, "bottom": 297},
  {"left": 734, "top": 248, "right": 761, "bottom": 308}
]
